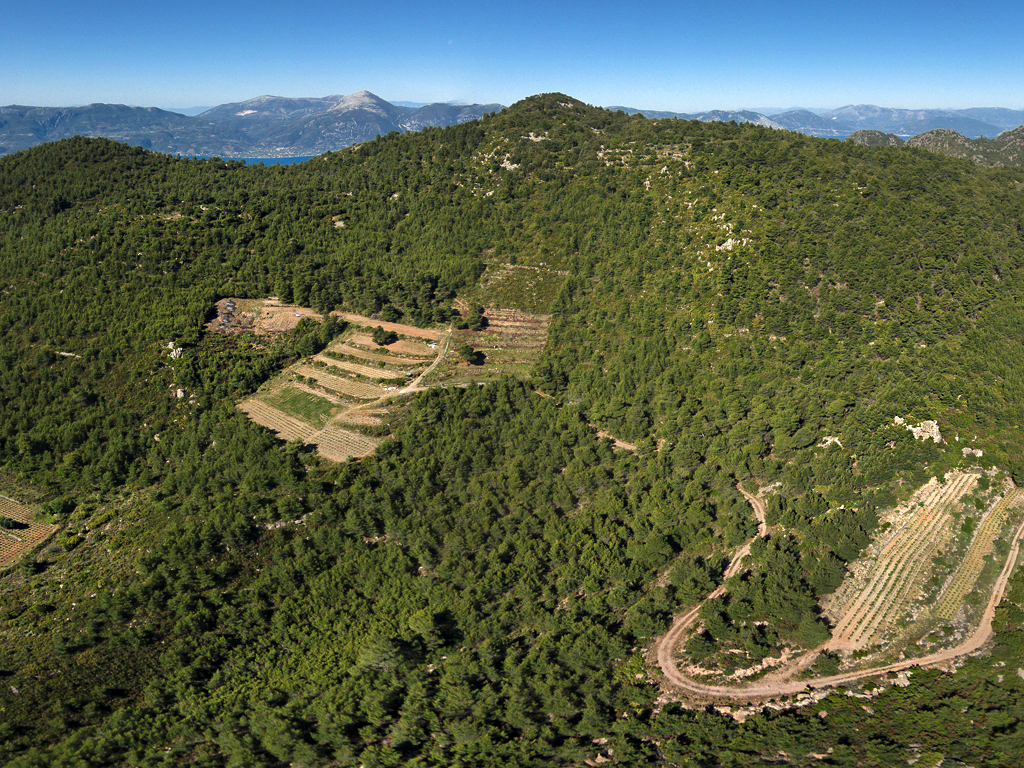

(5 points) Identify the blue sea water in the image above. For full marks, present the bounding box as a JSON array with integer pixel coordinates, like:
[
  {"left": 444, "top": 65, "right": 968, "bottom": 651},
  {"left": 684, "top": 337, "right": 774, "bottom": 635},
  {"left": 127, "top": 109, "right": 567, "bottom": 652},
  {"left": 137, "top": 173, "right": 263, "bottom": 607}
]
[
  {"left": 189, "top": 156, "right": 315, "bottom": 166},
  {"left": 239, "top": 156, "right": 315, "bottom": 166}
]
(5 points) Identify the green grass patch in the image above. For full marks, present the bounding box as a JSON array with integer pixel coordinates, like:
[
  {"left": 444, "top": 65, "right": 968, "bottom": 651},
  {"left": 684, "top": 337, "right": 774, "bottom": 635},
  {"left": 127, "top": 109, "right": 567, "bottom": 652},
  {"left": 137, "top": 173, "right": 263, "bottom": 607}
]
[{"left": 263, "top": 386, "right": 341, "bottom": 426}]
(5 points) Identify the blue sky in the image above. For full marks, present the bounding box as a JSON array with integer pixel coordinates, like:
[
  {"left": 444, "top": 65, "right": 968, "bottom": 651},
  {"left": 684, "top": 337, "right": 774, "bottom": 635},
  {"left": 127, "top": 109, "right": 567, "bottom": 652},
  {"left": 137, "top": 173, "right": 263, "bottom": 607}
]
[{"left": 4, "top": 0, "right": 1023, "bottom": 111}]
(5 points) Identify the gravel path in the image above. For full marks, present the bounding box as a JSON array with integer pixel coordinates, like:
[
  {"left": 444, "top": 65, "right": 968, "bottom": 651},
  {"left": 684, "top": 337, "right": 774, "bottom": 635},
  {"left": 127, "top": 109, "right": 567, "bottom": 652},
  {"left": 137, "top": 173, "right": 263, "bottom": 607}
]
[{"left": 653, "top": 490, "right": 1024, "bottom": 702}]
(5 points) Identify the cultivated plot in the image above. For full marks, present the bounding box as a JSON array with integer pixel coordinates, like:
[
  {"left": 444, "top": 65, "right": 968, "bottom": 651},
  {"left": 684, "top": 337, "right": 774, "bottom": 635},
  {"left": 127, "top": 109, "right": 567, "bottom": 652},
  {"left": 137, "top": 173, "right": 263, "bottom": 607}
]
[
  {"left": 236, "top": 307, "right": 450, "bottom": 461},
  {"left": 0, "top": 494, "right": 58, "bottom": 566},
  {"left": 429, "top": 306, "right": 551, "bottom": 386},
  {"left": 654, "top": 470, "right": 1024, "bottom": 702},
  {"left": 827, "top": 471, "right": 980, "bottom": 651}
]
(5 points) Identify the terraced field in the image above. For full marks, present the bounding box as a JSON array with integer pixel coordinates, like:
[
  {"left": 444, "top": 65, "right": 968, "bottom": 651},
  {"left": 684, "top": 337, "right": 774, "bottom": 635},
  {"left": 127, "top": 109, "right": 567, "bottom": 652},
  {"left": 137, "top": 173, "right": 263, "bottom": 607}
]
[
  {"left": 292, "top": 365, "right": 387, "bottom": 400},
  {"left": 828, "top": 471, "right": 978, "bottom": 650},
  {"left": 311, "top": 355, "right": 409, "bottom": 381},
  {"left": 237, "top": 305, "right": 551, "bottom": 460},
  {"left": 933, "top": 486, "right": 1024, "bottom": 619},
  {"left": 323, "top": 344, "right": 425, "bottom": 367},
  {"left": 431, "top": 307, "right": 551, "bottom": 385},
  {"left": 237, "top": 398, "right": 319, "bottom": 443},
  {"left": 312, "top": 428, "right": 381, "bottom": 462},
  {"left": 654, "top": 471, "right": 1024, "bottom": 703},
  {"left": 238, "top": 309, "right": 450, "bottom": 461},
  {"left": 0, "top": 495, "right": 58, "bottom": 566}
]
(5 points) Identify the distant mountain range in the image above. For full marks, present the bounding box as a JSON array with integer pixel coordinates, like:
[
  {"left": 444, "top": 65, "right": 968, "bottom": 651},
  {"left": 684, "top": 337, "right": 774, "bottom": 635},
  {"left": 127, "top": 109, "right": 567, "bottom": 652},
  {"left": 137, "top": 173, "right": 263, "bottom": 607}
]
[
  {"left": 2, "top": 91, "right": 1023, "bottom": 160},
  {"left": 611, "top": 104, "right": 1024, "bottom": 139},
  {"left": 0, "top": 91, "right": 504, "bottom": 157}
]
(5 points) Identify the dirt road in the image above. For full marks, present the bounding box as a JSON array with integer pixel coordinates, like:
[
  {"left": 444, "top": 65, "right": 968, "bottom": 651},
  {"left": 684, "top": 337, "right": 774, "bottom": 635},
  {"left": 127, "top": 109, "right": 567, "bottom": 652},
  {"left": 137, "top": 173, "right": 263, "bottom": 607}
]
[
  {"left": 401, "top": 329, "right": 451, "bottom": 393},
  {"left": 653, "top": 490, "right": 1024, "bottom": 702}
]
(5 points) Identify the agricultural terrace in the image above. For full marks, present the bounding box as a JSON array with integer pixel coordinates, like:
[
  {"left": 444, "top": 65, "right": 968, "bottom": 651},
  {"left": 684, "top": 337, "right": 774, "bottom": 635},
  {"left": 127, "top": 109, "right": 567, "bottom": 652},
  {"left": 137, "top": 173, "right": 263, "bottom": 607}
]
[
  {"left": 0, "top": 494, "right": 58, "bottom": 566},
  {"left": 429, "top": 307, "right": 551, "bottom": 386},
  {"left": 237, "top": 308, "right": 451, "bottom": 461},
  {"left": 826, "top": 470, "right": 980, "bottom": 652},
  {"left": 655, "top": 469, "right": 1024, "bottom": 702}
]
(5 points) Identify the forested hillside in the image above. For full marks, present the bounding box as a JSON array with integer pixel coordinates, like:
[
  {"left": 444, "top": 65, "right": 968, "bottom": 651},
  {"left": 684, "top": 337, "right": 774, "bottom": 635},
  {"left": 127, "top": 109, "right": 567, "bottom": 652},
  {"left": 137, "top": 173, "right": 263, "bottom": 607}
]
[{"left": 4, "top": 95, "right": 1024, "bottom": 766}]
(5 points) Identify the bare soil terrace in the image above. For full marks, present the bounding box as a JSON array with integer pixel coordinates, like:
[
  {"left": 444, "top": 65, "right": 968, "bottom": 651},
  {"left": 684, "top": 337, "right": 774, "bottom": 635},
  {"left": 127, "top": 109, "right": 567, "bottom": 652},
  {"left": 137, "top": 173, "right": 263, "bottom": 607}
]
[
  {"left": 0, "top": 495, "right": 58, "bottom": 567},
  {"left": 232, "top": 302, "right": 553, "bottom": 462},
  {"left": 652, "top": 471, "right": 1024, "bottom": 705},
  {"left": 237, "top": 308, "right": 454, "bottom": 462}
]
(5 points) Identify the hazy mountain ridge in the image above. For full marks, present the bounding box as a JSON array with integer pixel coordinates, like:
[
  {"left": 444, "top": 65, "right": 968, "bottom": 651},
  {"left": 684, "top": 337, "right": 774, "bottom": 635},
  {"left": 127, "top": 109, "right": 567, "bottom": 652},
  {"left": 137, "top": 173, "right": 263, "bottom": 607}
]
[
  {"left": 906, "top": 126, "right": 1024, "bottom": 167},
  {"left": 845, "top": 129, "right": 906, "bottom": 147},
  {"left": 0, "top": 91, "right": 505, "bottom": 157},
  {"left": 612, "top": 102, "right": 1024, "bottom": 139},
  {"left": 3, "top": 92, "right": 1023, "bottom": 163},
  {"left": 843, "top": 126, "right": 1024, "bottom": 166},
  {"left": 0, "top": 103, "right": 252, "bottom": 157}
]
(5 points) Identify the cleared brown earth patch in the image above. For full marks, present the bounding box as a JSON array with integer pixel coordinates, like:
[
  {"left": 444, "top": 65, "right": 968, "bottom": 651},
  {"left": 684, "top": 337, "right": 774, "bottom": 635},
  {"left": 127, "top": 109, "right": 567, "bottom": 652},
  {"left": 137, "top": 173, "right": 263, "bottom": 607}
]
[
  {"left": 333, "top": 313, "right": 444, "bottom": 341},
  {"left": 345, "top": 333, "right": 435, "bottom": 358},
  {"left": 0, "top": 495, "right": 58, "bottom": 566},
  {"left": 387, "top": 339, "right": 438, "bottom": 357},
  {"left": 237, "top": 307, "right": 450, "bottom": 462}
]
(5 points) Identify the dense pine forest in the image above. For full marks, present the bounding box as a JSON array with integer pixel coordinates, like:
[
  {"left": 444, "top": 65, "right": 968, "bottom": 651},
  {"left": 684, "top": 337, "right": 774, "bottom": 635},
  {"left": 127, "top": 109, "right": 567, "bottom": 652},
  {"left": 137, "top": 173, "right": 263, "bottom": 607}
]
[{"left": 4, "top": 94, "right": 1024, "bottom": 766}]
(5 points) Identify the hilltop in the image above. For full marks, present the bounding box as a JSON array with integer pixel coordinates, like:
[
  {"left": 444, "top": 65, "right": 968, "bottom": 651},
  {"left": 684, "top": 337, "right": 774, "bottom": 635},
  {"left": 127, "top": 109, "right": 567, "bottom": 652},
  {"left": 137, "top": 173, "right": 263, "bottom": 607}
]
[{"left": 3, "top": 94, "right": 1024, "bottom": 765}]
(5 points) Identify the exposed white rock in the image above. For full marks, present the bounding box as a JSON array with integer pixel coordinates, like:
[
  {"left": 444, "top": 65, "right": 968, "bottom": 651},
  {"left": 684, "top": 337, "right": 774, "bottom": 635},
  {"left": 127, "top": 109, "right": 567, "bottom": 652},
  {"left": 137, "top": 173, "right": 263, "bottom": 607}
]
[{"left": 895, "top": 417, "right": 942, "bottom": 443}]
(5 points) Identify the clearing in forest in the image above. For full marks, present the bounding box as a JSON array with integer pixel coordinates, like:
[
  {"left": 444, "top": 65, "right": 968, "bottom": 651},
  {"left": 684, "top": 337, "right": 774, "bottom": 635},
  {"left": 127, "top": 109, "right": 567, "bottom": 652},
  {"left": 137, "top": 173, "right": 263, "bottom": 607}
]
[
  {"left": 428, "top": 306, "right": 552, "bottom": 386},
  {"left": 654, "top": 469, "right": 1024, "bottom": 702},
  {"left": 0, "top": 495, "right": 58, "bottom": 567},
  {"left": 235, "top": 303, "right": 552, "bottom": 459},
  {"left": 237, "top": 308, "right": 451, "bottom": 461},
  {"left": 825, "top": 470, "right": 980, "bottom": 651},
  {"left": 207, "top": 297, "right": 322, "bottom": 335},
  {"left": 822, "top": 468, "right": 1024, "bottom": 665}
]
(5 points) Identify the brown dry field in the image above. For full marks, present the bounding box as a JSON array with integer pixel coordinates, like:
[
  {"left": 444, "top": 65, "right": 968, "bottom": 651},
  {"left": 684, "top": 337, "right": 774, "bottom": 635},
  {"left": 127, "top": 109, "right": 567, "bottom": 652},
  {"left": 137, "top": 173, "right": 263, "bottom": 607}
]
[
  {"left": 333, "top": 313, "right": 444, "bottom": 340},
  {"left": 311, "top": 354, "right": 408, "bottom": 380},
  {"left": 207, "top": 299, "right": 449, "bottom": 342},
  {"left": 0, "top": 495, "right": 59, "bottom": 566},
  {"left": 386, "top": 339, "right": 438, "bottom": 356},
  {"left": 312, "top": 426, "right": 380, "bottom": 462},
  {"left": 327, "top": 338, "right": 428, "bottom": 366},
  {"left": 343, "top": 333, "right": 435, "bottom": 359},
  {"left": 260, "top": 303, "right": 320, "bottom": 333},
  {"left": 238, "top": 399, "right": 318, "bottom": 442},
  {"left": 293, "top": 365, "right": 388, "bottom": 400}
]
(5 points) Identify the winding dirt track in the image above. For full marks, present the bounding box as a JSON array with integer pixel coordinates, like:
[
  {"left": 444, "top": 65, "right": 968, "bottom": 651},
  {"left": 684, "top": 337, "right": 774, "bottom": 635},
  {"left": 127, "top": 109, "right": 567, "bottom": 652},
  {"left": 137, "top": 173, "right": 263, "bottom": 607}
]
[{"left": 654, "top": 488, "right": 1024, "bottom": 702}]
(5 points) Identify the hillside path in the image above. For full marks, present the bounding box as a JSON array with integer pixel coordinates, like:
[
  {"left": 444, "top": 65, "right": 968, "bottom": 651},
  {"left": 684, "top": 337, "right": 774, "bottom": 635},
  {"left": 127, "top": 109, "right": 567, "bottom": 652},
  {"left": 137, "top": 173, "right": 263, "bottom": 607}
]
[{"left": 653, "top": 488, "right": 1024, "bottom": 702}]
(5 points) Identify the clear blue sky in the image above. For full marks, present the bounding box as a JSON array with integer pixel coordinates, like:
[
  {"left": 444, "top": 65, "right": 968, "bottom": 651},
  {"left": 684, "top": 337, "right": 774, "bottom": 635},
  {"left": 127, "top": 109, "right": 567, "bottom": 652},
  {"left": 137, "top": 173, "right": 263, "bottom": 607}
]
[{"left": 4, "top": 0, "right": 1023, "bottom": 111}]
